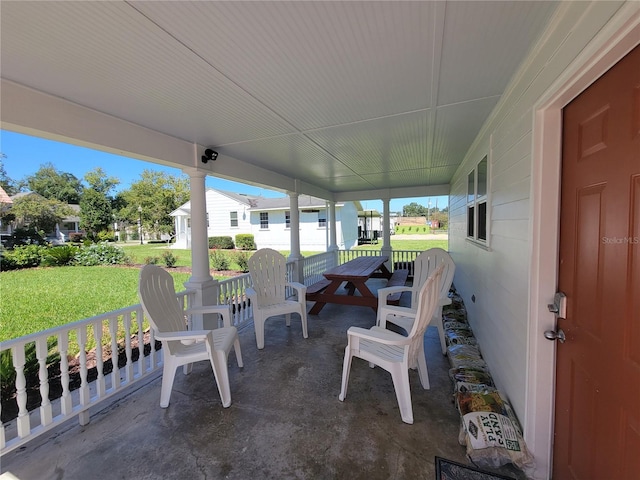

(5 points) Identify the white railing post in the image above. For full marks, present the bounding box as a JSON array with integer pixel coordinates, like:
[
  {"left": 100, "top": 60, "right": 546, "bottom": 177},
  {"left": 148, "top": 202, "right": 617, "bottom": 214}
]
[
  {"left": 12, "top": 347, "right": 29, "bottom": 439},
  {"left": 58, "top": 333, "right": 72, "bottom": 415},
  {"left": 77, "top": 327, "right": 90, "bottom": 426},
  {"left": 35, "top": 337, "right": 53, "bottom": 426},
  {"left": 93, "top": 321, "right": 105, "bottom": 398}
]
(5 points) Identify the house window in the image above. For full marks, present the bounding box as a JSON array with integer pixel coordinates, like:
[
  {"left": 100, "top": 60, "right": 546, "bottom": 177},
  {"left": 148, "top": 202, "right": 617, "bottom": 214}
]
[
  {"left": 260, "top": 212, "right": 269, "bottom": 229},
  {"left": 230, "top": 211, "right": 238, "bottom": 227},
  {"left": 467, "top": 155, "right": 489, "bottom": 244},
  {"left": 318, "top": 210, "right": 326, "bottom": 228},
  {"left": 285, "top": 211, "right": 290, "bottom": 229}
]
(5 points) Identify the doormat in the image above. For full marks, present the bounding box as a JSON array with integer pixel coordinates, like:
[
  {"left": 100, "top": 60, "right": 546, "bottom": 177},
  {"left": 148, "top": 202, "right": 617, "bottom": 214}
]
[{"left": 435, "top": 457, "right": 516, "bottom": 480}]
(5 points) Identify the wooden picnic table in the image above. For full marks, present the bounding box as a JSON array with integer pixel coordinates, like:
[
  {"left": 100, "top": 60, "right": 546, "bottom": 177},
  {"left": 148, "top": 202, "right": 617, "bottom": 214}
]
[{"left": 307, "top": 255, "right": 392, "bottom": 315}]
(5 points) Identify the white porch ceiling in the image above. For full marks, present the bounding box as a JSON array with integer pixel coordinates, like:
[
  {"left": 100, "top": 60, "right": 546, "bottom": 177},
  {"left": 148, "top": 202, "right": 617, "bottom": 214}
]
[{"left": 0, "top": 1, "right": 558, "bottom": 200}]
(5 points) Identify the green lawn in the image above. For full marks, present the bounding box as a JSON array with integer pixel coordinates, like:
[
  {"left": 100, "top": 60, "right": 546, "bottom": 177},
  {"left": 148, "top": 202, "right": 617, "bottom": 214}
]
[
  {"left": 0, "top": 266, "right": 193, "bottom": 342},
  {"left": 120, "top": 243, "right": 192, "bottom": 266},
  {"left": 354, "top": 238, "right": 448, "bottom": 252},
  {"left": 1, "top": 239, "right": 448, "bottom": 342}
]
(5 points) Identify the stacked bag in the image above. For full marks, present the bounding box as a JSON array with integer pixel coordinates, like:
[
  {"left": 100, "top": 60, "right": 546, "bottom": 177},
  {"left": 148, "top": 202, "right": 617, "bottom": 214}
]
[{"left": 441, "top": 290, "right": 535, "bottom": 476}]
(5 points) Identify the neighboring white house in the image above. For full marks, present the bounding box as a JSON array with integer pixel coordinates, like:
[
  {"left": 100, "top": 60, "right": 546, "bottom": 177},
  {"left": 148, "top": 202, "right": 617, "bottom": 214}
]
[{"left": 170, "top": 188, "right": 359, "bottom": 251}]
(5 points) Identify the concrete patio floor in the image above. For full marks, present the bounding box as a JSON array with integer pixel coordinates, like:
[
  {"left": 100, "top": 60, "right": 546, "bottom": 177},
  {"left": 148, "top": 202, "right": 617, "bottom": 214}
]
[{"left": 1, "top": 285, "right": 525, "bottom": 480}]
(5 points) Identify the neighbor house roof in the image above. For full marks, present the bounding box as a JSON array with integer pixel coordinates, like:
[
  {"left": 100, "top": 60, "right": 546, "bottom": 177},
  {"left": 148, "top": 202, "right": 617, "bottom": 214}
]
[
  {"left": 249, "top": 195, "right": 344, "bottom": 211},
  {"left": 170, "top": 188, "right": 348, "bottom": 216},
  {"left": 0, "top": 186, "right": 12, "bottom": 205}
]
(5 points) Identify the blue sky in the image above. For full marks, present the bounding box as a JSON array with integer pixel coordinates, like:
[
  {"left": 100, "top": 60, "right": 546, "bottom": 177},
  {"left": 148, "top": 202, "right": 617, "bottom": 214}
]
[{"left": 0, "top": 130, "right": 446, "bottom": 212}]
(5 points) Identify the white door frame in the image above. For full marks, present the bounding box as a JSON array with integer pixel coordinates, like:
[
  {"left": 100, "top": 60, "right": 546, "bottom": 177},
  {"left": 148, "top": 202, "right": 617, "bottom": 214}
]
[{"left": 527, "top": 8, "right": 640, "bottom": 480}]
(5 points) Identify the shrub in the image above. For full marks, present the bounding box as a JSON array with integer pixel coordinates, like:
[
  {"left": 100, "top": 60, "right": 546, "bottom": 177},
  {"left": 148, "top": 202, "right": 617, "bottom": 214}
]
[
  {"left": 97, "top": 230, "right": 116, "bottom": 242},
  {"left": 74, "top": 242, "right": 129, "bottom": 266},
  {"left": 0, "top": 244, "right": 46, "bottom": 270},
  {"left": 42, "top": 245, "right": 79, "bottom": 267},
  {"left": 5, "top": 227, "right": 47, "bottom": 248},
  {"left": 161, "top": 250, "right": 177, "bottom": 268},
  {"left": 209, "top": 249, "right": 230, "bottom": 271},
  {"left": 235, "top": 234, "right": 256, "bottom": 251},
  {"left": 234, "top": 250, "right": 250, "bottom": 272},
  {"left": 0, "top": 250, "right": 18, "bottom": 271},
  {"left": 144, "top": 256, "right": 160, "bottom": 265},
  {"left": 208, "top": 236, "right": 234, "bottom": 249},
  {"left": 68, "top": 232, "right": 85, "bottom": 243}
]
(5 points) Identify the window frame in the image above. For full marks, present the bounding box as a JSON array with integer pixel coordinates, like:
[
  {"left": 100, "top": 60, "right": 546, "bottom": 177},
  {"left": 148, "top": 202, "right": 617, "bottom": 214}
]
[
  {"left": 466, "top": 154, "right": 490, "bottom": 248},
  {"left": 318, "top": 209, "right": 327, "bottom": 228},
  {"left": 285, "top": 210, "right": 290, "bottom": 229},
  {"left": 259, "top": 212, "right": 269, "bottom": 230},
  {"left": 230, "top": 211, "right": 238, "bottom": 228}
]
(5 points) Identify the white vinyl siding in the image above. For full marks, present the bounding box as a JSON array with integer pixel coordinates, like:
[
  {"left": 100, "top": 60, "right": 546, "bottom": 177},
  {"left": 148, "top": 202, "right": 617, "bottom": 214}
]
[{"left": 447, "top": 0, "right": 627, "bottom": 442}]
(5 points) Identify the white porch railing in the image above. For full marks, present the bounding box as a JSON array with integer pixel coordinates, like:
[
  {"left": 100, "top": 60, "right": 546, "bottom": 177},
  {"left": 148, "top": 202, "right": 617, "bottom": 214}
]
[
  {"left": 302, "top": 251, "right": 338, "bottom": 286},
  {"left": 1, "top": 248, "right": 424, "bottom": 456},
  {"left": 0, "top": 290, "right": 192, "bottom": 455}
]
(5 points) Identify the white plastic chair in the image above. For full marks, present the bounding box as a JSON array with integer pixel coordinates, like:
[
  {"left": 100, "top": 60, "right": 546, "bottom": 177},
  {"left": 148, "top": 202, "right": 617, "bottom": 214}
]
[
  {"left": 138, "top": 264, "right": 243, "bottom": 408},
  {"left": 246, "top": 248, "right": 308, "bottom": 349},
  {"left": 377, "top": 248, "right": 455, "bottom": 354},
  {"left": 338, "top": 264, "right": 444, "bottom": 424}
]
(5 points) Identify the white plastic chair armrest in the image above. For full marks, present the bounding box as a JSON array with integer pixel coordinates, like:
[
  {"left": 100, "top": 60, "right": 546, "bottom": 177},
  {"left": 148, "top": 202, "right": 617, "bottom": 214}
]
[
  {"left": 154, "top": 330, "right": 210, "bottom": 343},
  {"left": 380, "top": 304, "right": 417, "bottom": 318},
  {"left": 185, "top": 304, "right": 230, "bottom": 315},
  {"left": 378, "top": 285, "right": 412, "bottom": 298},
  {"left": 347, "top": 326, "right": 409, "bottom": 346},
  {"left": 377, "top": 285, "right": 414, "bottom": 311},
  {"left": 185, "top": 304, "right": 233, "bottom": 327},
  {"left": 377, "top": 304, "right": 417, "bottom": 328},
  {"left": 286, "top": 281, "right": 307, "bottom": 297}
]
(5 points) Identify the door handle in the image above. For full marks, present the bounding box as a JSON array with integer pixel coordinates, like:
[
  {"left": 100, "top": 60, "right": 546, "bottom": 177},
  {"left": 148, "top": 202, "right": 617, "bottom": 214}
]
[{"left": 544, "top": 328, "right": 566, "bottom": 343}]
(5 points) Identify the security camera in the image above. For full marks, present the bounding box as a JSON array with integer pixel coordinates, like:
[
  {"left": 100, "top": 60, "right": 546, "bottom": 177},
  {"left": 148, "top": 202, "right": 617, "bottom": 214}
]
[{"left": 201, "top": 148, "right": 218, "bottom": 163}]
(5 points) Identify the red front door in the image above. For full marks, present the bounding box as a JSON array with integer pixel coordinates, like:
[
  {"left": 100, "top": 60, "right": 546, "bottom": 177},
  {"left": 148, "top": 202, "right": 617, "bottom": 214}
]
[{"left": 554, "top": 44, "right": 640, "bottom": 479}]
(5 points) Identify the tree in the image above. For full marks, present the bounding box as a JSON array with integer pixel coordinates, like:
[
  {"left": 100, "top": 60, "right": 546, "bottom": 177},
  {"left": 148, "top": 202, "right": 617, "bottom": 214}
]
[
  {"left": 402, "top": 202, "right": 428, "bottom": 217},
  {"left": 118, "top": 170, "right": 190, "bottom": 239},
  {"left": 430, "top": 209, "right": 449, "bottom": 230},
  {"left": 24, "top": 163, "right": 83, "bottom": 204},
  {"left": 80, "top": 188, "right": 113, "bottom": 240},
  {"left": 79, "top": 168, "right": 120, "bottom": 239},
  {"left": 84, "top": 167, "right": 119, "bottom": 194},
  {"left": 0, "top": 157, "right": 19, "bottom": 195},
  {"left": 9, "top": 193, "right": 73, "bottom": 234}
]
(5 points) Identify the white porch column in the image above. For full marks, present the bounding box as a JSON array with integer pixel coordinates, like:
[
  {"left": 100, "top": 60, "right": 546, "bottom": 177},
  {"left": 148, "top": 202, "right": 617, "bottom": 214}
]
[
  {"left": 328, "top": 200, "right": 338, "bottom": 252},
  {"left": 380, "top": 198, "right": 393, "bottom": 270},
  {"left": 182, "top": 167, "right": 218, "bottom": 329},
  {"left": 287, "top": 192, "right": 304, "bottom": 283}
]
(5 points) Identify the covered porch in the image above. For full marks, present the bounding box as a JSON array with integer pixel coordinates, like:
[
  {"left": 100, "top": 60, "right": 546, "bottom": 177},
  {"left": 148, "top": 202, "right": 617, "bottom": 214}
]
[
  {"left": 0, "top": 287, "right": 524, "bottom": 480},
  {"left": 2, "top": 2, "right": 639, "bottom": 478}
]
